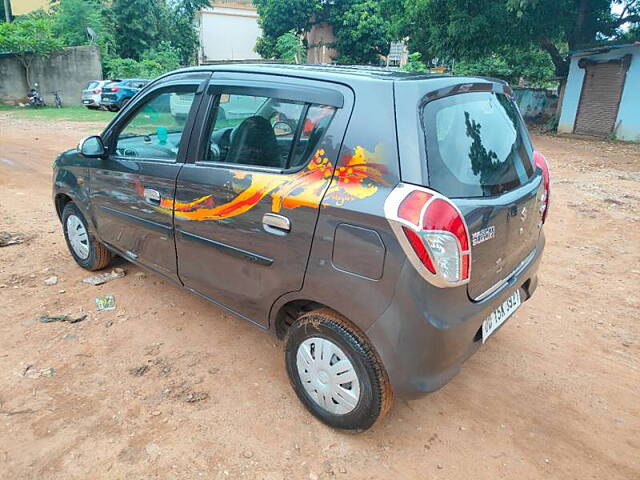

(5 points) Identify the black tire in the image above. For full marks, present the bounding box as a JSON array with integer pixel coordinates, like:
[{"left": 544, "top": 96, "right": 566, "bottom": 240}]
[
  {"left": 61, "top": 203, "right": 111, "bottom": 271},
  {"left": 284, "top": 308, "right": 393, "bottom": 431},
  {"left": 86, "top": 106, "right": 99, "bottom": 110}
]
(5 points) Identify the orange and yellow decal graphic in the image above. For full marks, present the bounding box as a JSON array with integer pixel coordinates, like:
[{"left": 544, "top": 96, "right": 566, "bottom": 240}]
[{"left": 143, "top": 146, "right": 387, "bottom": 221}]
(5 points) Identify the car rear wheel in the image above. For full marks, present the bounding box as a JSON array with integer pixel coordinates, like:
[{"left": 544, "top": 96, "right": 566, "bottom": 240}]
[
  {"left": 284, "top": 308, "right": 393, "bottom": 431},
  {"left": 62, "top": 203, "right": 111, "bottom": 271}
]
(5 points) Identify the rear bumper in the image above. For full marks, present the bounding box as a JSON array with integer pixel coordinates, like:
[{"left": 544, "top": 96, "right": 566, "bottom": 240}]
[
  {"left": 366, "top": 232, "right": 545, "bottom": 399},
  {"left": 82, "top": 95, "right": 100, "bottom": 106}
]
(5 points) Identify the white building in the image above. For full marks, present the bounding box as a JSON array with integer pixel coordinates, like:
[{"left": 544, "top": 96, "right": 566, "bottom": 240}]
[{"left": 197, "top": 1, "right": 263, "bottom": 64}]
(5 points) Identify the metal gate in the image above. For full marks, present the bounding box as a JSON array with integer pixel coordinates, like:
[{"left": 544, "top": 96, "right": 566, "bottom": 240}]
[{"left": 574, "top": 55, "right": 632, "bottom": 137}]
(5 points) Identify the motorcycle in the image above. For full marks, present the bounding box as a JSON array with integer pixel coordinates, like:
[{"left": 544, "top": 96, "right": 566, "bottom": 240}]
[{"left": 27, "top": 83, "right": 46, "bottom": 108}]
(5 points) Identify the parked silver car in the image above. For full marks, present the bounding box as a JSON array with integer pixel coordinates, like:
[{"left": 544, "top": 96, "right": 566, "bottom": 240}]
[{"left": 81, "top": 80, "right": 117, "bottom": 109}]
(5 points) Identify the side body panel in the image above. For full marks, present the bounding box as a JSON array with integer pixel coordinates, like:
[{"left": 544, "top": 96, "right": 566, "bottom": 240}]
[
  {"left": 269, "top": 79, "right": 405, "bottom": 333},
  {"left": 87, "top": 72, "right": 210, "bottom": 282},
  {"left": 173, "top": 73, "right": 356, "bottom": 327}
]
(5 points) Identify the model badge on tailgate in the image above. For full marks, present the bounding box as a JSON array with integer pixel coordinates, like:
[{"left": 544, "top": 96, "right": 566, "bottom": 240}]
[{"left": 472, "top": 226, "right": 495, "bottom": 246}]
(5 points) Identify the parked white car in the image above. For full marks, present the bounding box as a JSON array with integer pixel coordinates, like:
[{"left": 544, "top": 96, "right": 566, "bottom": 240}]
[{"left": 82, "top": 80, "right": 118, "bottom": 110}]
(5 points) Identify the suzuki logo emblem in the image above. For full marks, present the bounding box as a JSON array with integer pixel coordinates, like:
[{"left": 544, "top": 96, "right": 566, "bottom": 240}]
[{"left": 520, "top": 207, "right": 528, "bottom": 222}]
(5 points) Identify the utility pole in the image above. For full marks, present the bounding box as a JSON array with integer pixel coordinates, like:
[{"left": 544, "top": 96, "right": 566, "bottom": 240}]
[{"left": 3, "top": 0, "right": 11, "bottom": 22}]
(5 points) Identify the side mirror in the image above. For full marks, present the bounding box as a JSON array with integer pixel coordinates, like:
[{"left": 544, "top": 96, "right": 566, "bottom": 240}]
[{"left": 78, "top": 135, "right": 105, "bottom": 158}]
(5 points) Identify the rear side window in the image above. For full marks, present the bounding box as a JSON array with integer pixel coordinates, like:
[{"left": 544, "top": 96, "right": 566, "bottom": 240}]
[
  {"left": 422, "top": 92, "right": 534, "bottom": 198},
  {"left": 86, "top": 81, "right": 100, "bottom": 90}
]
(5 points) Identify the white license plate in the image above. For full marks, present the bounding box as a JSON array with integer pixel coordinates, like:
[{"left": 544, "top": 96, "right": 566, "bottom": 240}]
[
  {"left": 82, "top": 100, "right": 91, "bottom": 104},
  {"left": 482, "top": 290, "right": 521, "bottom": 343}
]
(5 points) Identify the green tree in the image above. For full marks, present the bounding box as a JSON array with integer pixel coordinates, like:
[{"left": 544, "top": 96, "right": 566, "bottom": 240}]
[
  {"left": 52, "top": 0, "right": 104, "bottom": 46},
  {"left": 253, "top": 0, "right": 321, "bottom": 58},
  {"left": 275, "top": 30, "right": 306, "bottom": 63},
  {"left": 254, "top": 0, "right": 391, "bottom": 64},
  {"left": 453, "top": 48, "right": 556, "bottom": 86},
  {"left": 166, "top": 0, "right": 210, "bottom": 65},
  {"left": 0, "top": 14, "right": 63, "bottom": 87},
  {"left": 112, "top": 0, "right": 162, "bottom": 60},
  {"left": 329, "top": 0, "right": 391, "bottom": 64},
  {"left": 383, "top": 0, "right": 640, "bottom": 78}
]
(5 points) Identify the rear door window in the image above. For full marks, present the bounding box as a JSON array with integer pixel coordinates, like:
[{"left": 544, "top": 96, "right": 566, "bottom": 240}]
[{"left": 422, "top": 92, "right": 534, "bottom": 198}]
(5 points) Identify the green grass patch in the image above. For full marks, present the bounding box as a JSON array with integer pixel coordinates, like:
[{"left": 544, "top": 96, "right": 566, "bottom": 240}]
[{"left": 0, "top": 105, "right": 116, "bottom": 124}]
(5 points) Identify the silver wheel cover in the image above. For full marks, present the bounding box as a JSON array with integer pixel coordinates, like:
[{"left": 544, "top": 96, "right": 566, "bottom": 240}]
[
  {"left": 296, "top": 337, "right": 361, "bottom": 415},
  {"left": 66, "top": 214, "right": 90, "bottom": 260}
]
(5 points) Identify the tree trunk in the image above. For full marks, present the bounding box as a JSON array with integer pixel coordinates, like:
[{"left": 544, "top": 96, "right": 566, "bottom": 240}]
[
  {"left": 16, "top": 54, "right": 33, "bottom": 92},
  {"left": 3, "top": 0, "right": 11, "bottom": 22},
  {"left": 538, "top": 37, "right": 569, "bottom": 78}
]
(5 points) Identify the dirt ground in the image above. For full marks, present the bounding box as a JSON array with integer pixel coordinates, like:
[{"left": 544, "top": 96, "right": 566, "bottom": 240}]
[{"left": 1, "top": 112, "right": 639, "bottom": 480}]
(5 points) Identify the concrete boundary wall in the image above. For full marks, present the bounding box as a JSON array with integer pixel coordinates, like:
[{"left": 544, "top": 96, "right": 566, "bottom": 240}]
[{"left": 0, "top": 45, "right": 103, "bottom": 106}]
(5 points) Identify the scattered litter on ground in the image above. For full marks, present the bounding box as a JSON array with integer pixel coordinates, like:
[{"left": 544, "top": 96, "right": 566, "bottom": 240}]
[
  {"left": 83, "top": 268, "right": 126, "bottom": 286},
  {"left": 38, "top": 314, "right": 87, "bottom": 324},
  {"left": 129, "top": 365, "right": 150, "bottom": 377},
  {"left": 0, "top": 232, "right": 24, "bottom": 247},
  {"left": 38, "top": 314, "right": 67, "bottom": 324},
  {"left": 181, "top": 391, "right": 209, "bottom": 403},
  {"left": 105, "top": 320, "right": 114, "bottom": 328},
  {"left": 67, "top": 314, "right": 88, "bottom": 324},
  {"left": 95, "top": 295, "right": 116, "bottom": 311},
  {"left": 39, "top": 367, "right": 56, "bottom": 377},
  {"left": 43, "top": 276, "right": 58, "bottom": 286},
  {"left": 134, "top": 271, "right": 147, "bottom": 279}
]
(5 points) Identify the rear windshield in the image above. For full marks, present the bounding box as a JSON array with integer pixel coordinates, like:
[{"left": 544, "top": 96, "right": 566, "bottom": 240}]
[
  {"left": 422, "top": 92, "right": 534, "bottom": 198},
  {"left": 86, "top": 81, "right": 100, "bottom": 89}
]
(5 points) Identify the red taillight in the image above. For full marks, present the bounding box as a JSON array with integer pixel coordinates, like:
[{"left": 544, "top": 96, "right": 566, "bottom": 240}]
[
  {"left": 402, "top": 226, "right": 436, "bottom": 274},
  {"left": 534, "top": 151, "right": 550, "bottom": 223},
  {"left": 93, "top": 88, "right": 101, "bottom": 94},
  {"left": 110, "top": 86, "right": 120, "bottom": 92},
  {"left": 385, "top": 184, "right": 471, "bottom": 287},
  {"left": 398, "top": 190, "right": 432, "bottom": 226}
]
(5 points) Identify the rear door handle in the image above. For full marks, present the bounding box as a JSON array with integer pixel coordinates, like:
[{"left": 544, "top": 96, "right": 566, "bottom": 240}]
[
  {"left": 263, "top": 213, "right": 291, "bottom": 235},
  {"left": 143, "top": 188, "right": 161, "bottom": 205}
]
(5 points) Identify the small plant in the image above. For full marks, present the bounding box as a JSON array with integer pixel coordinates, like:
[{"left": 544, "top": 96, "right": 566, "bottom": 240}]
[
  {"left": 543, "top": 115, "right": 559, "bottom": 133},
  {"left": 401, "top": 52, "right": 427, "bottom": 73},
  {"left": 275, "top": 30, "right": 306, "bottom": 64}
]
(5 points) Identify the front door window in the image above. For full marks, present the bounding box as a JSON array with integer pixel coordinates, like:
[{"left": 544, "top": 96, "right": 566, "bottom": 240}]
[{"left": 115, "top": 86, "right": 197, "bottom": 161}]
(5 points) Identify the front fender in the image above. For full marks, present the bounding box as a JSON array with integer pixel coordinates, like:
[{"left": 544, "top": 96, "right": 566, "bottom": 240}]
[{"left": 53, "top": 149, "right": 93, "bottom": 230}]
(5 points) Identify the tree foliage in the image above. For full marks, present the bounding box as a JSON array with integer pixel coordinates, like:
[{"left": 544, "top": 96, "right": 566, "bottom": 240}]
[
  {"left": 275, "top": 30, "right": 307, "bottom": 63},
  {"left": 112, "top": 0, "right": 162, "bottom": 60},
  {"left": 254, "top": 0, "right": 391, "bottom": 64},
  {"left": 401, "top": 52, "right": 427, "bottom": 73},
  {"left": 453, "top": 48, "right": 556, "bottom": 86},
  {"left": 383, "top": 0, "right": 640, "bottom": 78},
  {"left": 105, "top": 41, "right": 180, "bottom": 78},
  {"left": 0, "top": 14, "right": 63, "bottom": 87},
  {"left": 328, "top": 0, "right": 391, "bottom": 64},
  {"left": 253, "top": 0, "right": 321, "bottom": 58}
]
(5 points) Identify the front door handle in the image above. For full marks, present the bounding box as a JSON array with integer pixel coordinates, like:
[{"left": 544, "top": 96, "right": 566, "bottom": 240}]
[
  {"left": 263, "top": 213, "right": 291, "bottom": 235},
  {"left": 143, "top": 188, "right": 161, "bottom": 205}
]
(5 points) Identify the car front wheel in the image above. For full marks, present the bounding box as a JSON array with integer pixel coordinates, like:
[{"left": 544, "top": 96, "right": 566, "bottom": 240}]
[
  {"left": 62, "top": 202, "right": 111, "bottom": 271},
  {"left": 284, "top": 308, "right": 393, "bottom": 431}
]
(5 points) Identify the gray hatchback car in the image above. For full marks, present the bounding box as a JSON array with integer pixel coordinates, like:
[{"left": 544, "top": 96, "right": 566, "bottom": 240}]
[{"left": 53, "top": 65, "right": 549, "bottom": 431}]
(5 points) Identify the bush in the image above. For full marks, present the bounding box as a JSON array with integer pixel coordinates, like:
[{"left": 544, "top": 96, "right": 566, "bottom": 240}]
[
  {"left": 401, "top": 52, "right": 427, "bottom": 73},
  {"left": 105, "top": 42, "right": 180, "bottom": 79}
]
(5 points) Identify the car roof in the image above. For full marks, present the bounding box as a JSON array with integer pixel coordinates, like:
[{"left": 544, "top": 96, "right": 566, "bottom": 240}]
[
  {"left": 177, "top": 63, "right": 447, "bottom": 81},
  {"left": 166, "top": 64, "right": 508, "bottom": 92}
]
